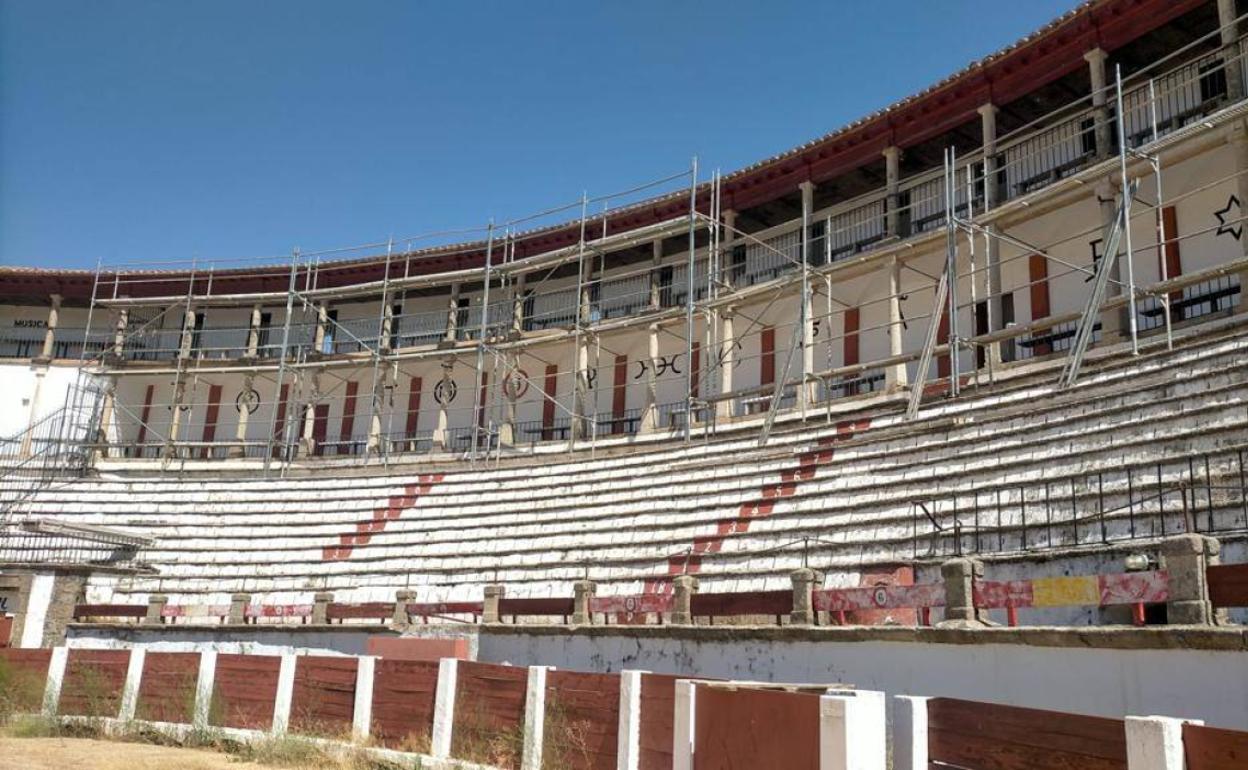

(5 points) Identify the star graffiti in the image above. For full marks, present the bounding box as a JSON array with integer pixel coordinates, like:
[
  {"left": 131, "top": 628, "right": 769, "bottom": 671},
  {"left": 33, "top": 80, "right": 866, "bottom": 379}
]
[{"left": 1215, "top": 194, "right": 1242, "bottom": 241}]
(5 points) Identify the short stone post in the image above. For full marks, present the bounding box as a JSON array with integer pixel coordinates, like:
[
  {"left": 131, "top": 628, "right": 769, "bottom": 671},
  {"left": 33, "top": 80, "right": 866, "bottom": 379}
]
[
  {"left": 819, "top": 690, "right": 886, "bottom": 770},
  {"left": 228, "top": 593, "right": 250, "bottom": 624},
  {"left": 521, "top": 666, "right": 552, "bottom": 770},
  {"left": 937, "top": 558, "right": 986, "bottom": 628},
  {"left": 1125, "top": 715, "right": 1200, "bottom": 770},
  {"left": 483, "top": 584, "right": 504, "bottom": 624},
  {"left": 790, "top": 568, "right": 823, "bottom": 625},
  {"left": 193, "top": 649, "right": 218, "bottom": 731},
  {"left": 352, "top": 656, "right": 377, "bottom": 742},
  {"left": 1160, "top": 534, "right": 1215, "bottom": 625},
  {"left": 671, "top": 575, "right": 698, "bottom": 625},
  {"left": 42, "top": 646, "right": 69, "bottom": 717},
  {"left": 392, "top": 590, "right": 413, "bottom": 629},
  {"left": 573, "top": 580, "right": 596, "bottom": 625},
  {"left": 144, "top": 594, "right": 167, "bottom": 625},
  {"left": 312, "top": 592, "right": 332, "bottom": 624},
  {"left": 272, "top": 654, "right": 297, "bottom": 734},
  {"left": 892, "top": 695, "right": 930, "bottom": 770}
]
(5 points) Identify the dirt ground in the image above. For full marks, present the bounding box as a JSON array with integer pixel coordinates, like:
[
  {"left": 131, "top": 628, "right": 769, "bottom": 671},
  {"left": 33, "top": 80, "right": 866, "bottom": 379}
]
[{"left": 0, "top": 736, "right": 296, "bottom": 770}]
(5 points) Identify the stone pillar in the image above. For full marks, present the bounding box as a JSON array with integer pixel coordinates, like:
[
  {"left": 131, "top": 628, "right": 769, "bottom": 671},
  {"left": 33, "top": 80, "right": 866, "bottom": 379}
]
[
  {"left": 649, "top": 240, "right": 664, "bottom": 309},
  {"left": 573, "top": 334, "right": 591, "bottom": 440},
  {"left": 230, "top": 372, "right": 256, "bottom": 459},
  {"left": 884, "top": 146, "right": 902, "bottom": 237},
  {"left": 313, "top": 303, "right": 329, "bottom": 354},
  {"left": 716, "top": 308, "right": 736, "bottom": 418},
  {"left": 483, "top": 584, "right": 504, "bottom": 624},
  {"left": 164, "top": 377, "right": 188, "bottom": 458},
  {"left": 431, "top": 658, "right": 459, "bottom": 758},
  {"left": 511, "top": 273, "right": 527, "bottom": 337},
  {"left": 39, "top": 294, "right": 62, "bottom": 361},
  {"left": 95, "top": 377, "right": 117, "bottom": 459},
  {"left": 521, "top": 666, "right": 552, "bottom": 770},
  {"left": 1096, "top": 178, "right": 1128, "bottom": 341},
  {"left": 886, "top": 257, "right": 908, "bottom": 390},
  {"left": 937, "top": 558, "right": 987, "bottom": 628},
  {"left": 380, "top": 301, "right": 395, "bottom": 353},
  {"left": 641, "top": 324, "right": 660, "bottom": 432},
  {"left": 433, "top": 358, "right": 453, "bottom": 450},
  {"left": 393, "top": 589, "right": 414, "bottom": 629},
  {"left": 1126, "top": 716, "right": 1198, "bottom": 770},
  {"left": 179, "top": 306, "right": 197, "bottom": 359},
  {"left": 20, "top": 367, "right": 46, "bottom": 458},
  {"left": 819, "top": 690, "right": 887, "bottom": 770},
  {"left": 893, "top": 695, "right": 931, "bottom": 770},
  {"left": 300, "top": 368, "right": 323, "bottom": 456},
  {"left": 573, "top": 580, "right": 596, "bottom": 625},
  {"left": 979, "top": 103, "right": 1005, "bottom": 366},
  {"left": 229, "top": 592, "right": 250, "bottom": 624},
  {"left": 1218, "top": 0, "right": 1245, "bottom": 103},
  {"left": 445, "top": 285, "right": 461, "bottom": 343},
  {"left": 144, "top": 594, "right": 167, "bottom": 625},
  {"left": 1160, "top": 534, "right": 1216, "bottom": 625},
  {"left": 112, "top": 307, "right": 129, "bottom": 358},
  {"left": 671, "top": 575, "right": 697, "bottom": 625},
  {"left": 1086, "top": 48, "right": 1113, "bottom": 160},
  {"left": 312, "top": 592, "right": 332, "bottom": 624},
  {"left": 245, "top": 305, "right": 262, "bottom": 358},
  {"left": 790, "top": 568, "right": 822, "bottom": 625},
  {"left": 272, "top": 654, "right": 297, "bottom": 734}
]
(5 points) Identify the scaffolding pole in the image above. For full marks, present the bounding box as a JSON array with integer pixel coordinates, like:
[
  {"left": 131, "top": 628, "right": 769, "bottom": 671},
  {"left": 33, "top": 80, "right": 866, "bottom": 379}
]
[
  {"left": 471, "top": 222, "right": 496, "bottom": 463},
  {"left": 1115, "top": 64, "right": 1141, "bottom": 355},
  {"left": 263, "top": 249, "right": 301, "bottom": 475},
  {"left": 683, "top": 156, "right": 698, "bottom": 444}
]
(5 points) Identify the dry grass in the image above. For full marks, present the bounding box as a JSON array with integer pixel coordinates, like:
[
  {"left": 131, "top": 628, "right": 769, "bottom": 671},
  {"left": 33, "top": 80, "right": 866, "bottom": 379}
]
[{"left": 0, "top": 736, "right": 292, "bottom": 770}]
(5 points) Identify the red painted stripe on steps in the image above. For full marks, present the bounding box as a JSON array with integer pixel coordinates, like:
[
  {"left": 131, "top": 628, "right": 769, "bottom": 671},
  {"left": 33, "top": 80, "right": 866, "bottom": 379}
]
[{"left": 320, "top": 473, "right": 444, "bottom": 561}]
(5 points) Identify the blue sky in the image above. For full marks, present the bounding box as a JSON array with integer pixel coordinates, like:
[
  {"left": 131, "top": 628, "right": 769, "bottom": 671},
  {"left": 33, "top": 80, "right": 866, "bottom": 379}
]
[{"left": 0, "top": 1, "right": 1076, "bottom": 269}]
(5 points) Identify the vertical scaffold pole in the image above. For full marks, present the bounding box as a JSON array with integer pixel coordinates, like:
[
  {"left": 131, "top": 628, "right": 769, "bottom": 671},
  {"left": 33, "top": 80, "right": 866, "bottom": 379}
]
[
  {"left": 369, "top": 238, "right": 394, "bottom": 463},
  {"left": 1115, "top": 64, "right": 1140, "bottom": 355},
  {"left": 683, "top": 156, "right": 698, "bottom": 444},
  {"left": 946, "top": 148, "right": 961, "bottom": 399},
  {"left": 264, "top": 248, "right": 301, "bottom": 475},
  {"left": 471, "top": 222, "right": 496, "bottom": 463},
  {"left": 569, "top": 194, "right": 590, "bottom": 453}
]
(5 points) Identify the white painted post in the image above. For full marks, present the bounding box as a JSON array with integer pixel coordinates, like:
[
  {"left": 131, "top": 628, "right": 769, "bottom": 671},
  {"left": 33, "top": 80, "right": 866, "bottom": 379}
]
[
  {"left": 522, "top": 665, "right": 552, "bottom": 770},
  {"left": 1126, "top": 716, "right": 1199, "bottom": 770},
  {"left": 41, "top": 646, "right": 68, "bottom": 717},
  {"left": 352, "top": 655, "right": 376, "bottom": 742},
  {"left": 430, "top": 658, "right": 459, "bottom": 758},
  {"left": 892, "top": 696, "right": 930, "bottom": 770},
  {"left": 819, "top": 690, "right": 886, "bottom": 770},
  {"left": 616, "top": 670, "right": 647, "bottom": 770},
  {"left": 118, "top": 647, "right": 146, "bottom": 722},
  {"left": 672, "top": 680, "right": 697, "bottom": 770},
  {"left": 271, "top": 654, "right": 297, "bottom": 735},
  {"left": 193, "top": 649, "right": 218, "bottom": 731}
]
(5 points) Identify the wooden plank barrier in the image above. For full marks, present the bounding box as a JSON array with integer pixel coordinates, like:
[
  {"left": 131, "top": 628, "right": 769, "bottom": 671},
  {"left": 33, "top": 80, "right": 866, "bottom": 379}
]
[
  {"left": 693, "top": 684, "right": 823, "bottom": 770},
  {"left": 498, "top": 597, "right": 574, "bottom": 623},
  {"left": 60, "top": 648, "right": 130, "bottom": 717},
  {"left": 370, "top": 659, "right": 440, "bottom": 750},
  {"left": 0, "top": 648, "right": 53, "bottom": 712},
  {"left": 927, "top": 697, "right": 1127, "bottom": 770},
  {"left": 404, "top": 601, "right": 482, "bottom": 623},
  {"left": 813, "top": 583, "right": 944, "bottom": 625},
  {"left": 327, "top": 602, "right": 392, "bottom": 623},
  {"left": 211, "top": 653, "right": 282, "bottom": 729},
  {"left": 544, "top": 670, "right": 620, "bottom": 770},
  {"left": 1206, "top": 563, "right": 1248, "bottom": 608},
  {"left": 589, "top": 593, "right": 673, "bottom": 624},
  {"left": 1183, "top": 722, "right": 1248, "bottom": 769},
  {"left": 974, "top": 571, "right": 1169, "bottom": 627},
  {"left": 451, "top": 661, "right": 528, "bottom": 768},
  {"left": 71, "top": 604, "right": 145, "bottom": 621},
  {"left": 690, "top": 590, "right": 792, "bottom": 624},
  {"left": 136, "top": 651, "right": 200, "bottom": 723},
  {"left": 289, "top": 655, "right": 357, "bottom": 737},
  {"left": 638, "top": 673, "right": 683, "bottom": 770}
]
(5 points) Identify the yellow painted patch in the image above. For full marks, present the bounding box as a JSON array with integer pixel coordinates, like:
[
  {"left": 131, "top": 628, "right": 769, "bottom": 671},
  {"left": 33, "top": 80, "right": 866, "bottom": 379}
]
[{"left": 1031, "top": 575, "right": 1099, "bottom": 607}]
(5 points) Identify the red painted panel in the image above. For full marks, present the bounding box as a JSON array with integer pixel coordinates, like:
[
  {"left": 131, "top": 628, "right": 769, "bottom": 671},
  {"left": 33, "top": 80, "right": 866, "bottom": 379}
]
[
  {"left": 371, "top": 659, "right": 440, "bottom": 750},
  {"left": 0, "top": 649, "right": 52, "bottom": 711},
  {"left": 760, "top": 326, "right": 775, "bottom": 387},
  {"left": 545, "top": 670, "right": 621, "bottom": 770},
  {"left": 136, "top": 384, "right": 155, "bottom": 448},
  {"left": 200, "top": 383, "right": 223, "bottom": 458},
  {"left": 1184, "top": 722, "right": 1248, "bottom": 770},
  {"left": 1208, "top": 563, "right": 1248, "bottom": 608},
  {"left": 405, "top": 376, "right": 423, "bottom": 436},
  {"left": 542, "top": 363, "right": 559, "bottom": 438},
  {"left": 60, "top": 648, "right": 130, "bottom": 717},
  {"left": 1029, "top": 254, "right": 1053, "bottom": 354},
  {"left": 843, "top": 307, "right": 860, "bottom": 368},
  {"left": 136, "top": 651, "right": 199, "bottom": 723},
  {"left": 691, "top": 341, "right": 701, "bottom": 398},
  {"left": 690, "top": 591, "right": 791, "bottom": 619},
  {"left": 638, "top": 673, "right": 682, "bottom": 770},
  {"left": 339, "top": 380, "right": 359, "bottom": 452},
  {"left": 452, "top": 661, "right": 528, "bottom": 769},
  {"left": 937, "top": 307, "right": 951, "bottom": 379},
  {"left": 211, "top": 653, "right": 281, "bottom": 730},
  {"left": 477, "top": 372, "right": 489, "bottom": 428},
  {"left": 612, "top": 354, "right": 627, "bottom": 433},
  {"left": 312, "top": 403, "right": 329, "bottom": 456},
  {"left": 290, "top": 655, "right": 357, "bottom": 737},
  {"left": 849, "top": 565, "right": 922, "bottom": 625},
  {"left": 694, "top": 686, "right": 821, "bottom": 770},
  {"left": 366, "top": 637, "right": 469, "bottom": 662},
  {"left": 0, "top": 616, "right": 10, "bottom": 648}
]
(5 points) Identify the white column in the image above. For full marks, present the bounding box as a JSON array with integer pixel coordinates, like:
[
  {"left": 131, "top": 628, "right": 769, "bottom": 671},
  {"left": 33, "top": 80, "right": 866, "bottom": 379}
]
[
  {"left": 352, "top": 655, "right": 376, "bottom": 742},
  {"left": 445, "top": 284, "right": 462, "bottom": 342},
  {"left": 193, "top": 649, "right": 218, "bottom": 731},
  {"left": 41, "top": 645, "right": 69, "bottom": 717},
  {"left": 245, "top": 305, "right": 262, "bottom": 358},
  {"left": 118, "top": 647, "right": 146, "bottom": 721},
  {"left": 642, "top": 323, "right": 659, "bottom": 433},
  {"left": 300, "top": 368, "right": 323, "bottom": 456},
  {"left": 231, "top": 373, "right": 255, "bottom": 459},
  {"left": 20, "top": 573, "right": 54, "bottom": 649},
  {"left": 892, "top": 695, "right": 929, "bottom": 770},
  {"left": 271, "top": 653, "right": 297, "bottom": 734},
  {"left": 431, "top": 658, "right": 459, "bottom": 758},
  {"left": 819, "top": 690, "right": 886, "bottom": 770},
  {"left": 799, "top": 180, "right": 817, "bottom": 409},
  {"left": 649, "top": 241, "right": 664, "bottom": 309},
  {"left": 1217, "top": 0, "right": 1244, "bottom": 102},
  {"left": 672, "top": 679, "right": 697, "bottom": 770},
  {"left": 886, "top": 258, "right": 908, "bottom": 389},
  {"left": 1086, "top": 48, "right": 1112, "bottom": 160},
  {"left": 522, "top": 665, "right": 552, "bottom": 770},
  {"left": 717, "top": 308, "right": 736, "bottom": 418},
  {"left": 40, "top": 293, "right": 62, "bottom": 360},
  {"left": 616, "top": 670, "right": 647, "bottom": 770},
  {"left": 434, "top": 358, "right": 453, "bottom": 451},
  {"left": 1125, "top": 715, "right": 1198, "bottom": 770}
]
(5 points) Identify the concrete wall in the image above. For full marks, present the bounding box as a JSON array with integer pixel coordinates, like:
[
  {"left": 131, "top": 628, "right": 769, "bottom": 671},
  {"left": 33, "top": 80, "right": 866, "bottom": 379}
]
[{"left": 476, "top": 627, "right": 1248, "bottom": 730}]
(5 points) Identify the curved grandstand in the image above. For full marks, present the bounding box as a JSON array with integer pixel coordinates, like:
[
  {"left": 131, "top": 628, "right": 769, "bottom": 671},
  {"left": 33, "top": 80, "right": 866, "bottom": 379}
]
[{"left": 2, "top": 0, "right": 1248, "bottom": 635}]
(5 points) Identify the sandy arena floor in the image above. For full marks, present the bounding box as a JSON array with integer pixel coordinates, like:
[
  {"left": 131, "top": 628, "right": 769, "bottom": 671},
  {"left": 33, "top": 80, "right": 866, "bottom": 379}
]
[{"left": 0, "top": 737, "right": 301, "bottom": 770}]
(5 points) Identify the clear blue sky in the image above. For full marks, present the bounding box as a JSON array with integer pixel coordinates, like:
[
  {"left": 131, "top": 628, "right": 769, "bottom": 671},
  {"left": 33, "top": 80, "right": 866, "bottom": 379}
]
[{"left": 0, "top": 1, "right": 1076, "bottom": 269}]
